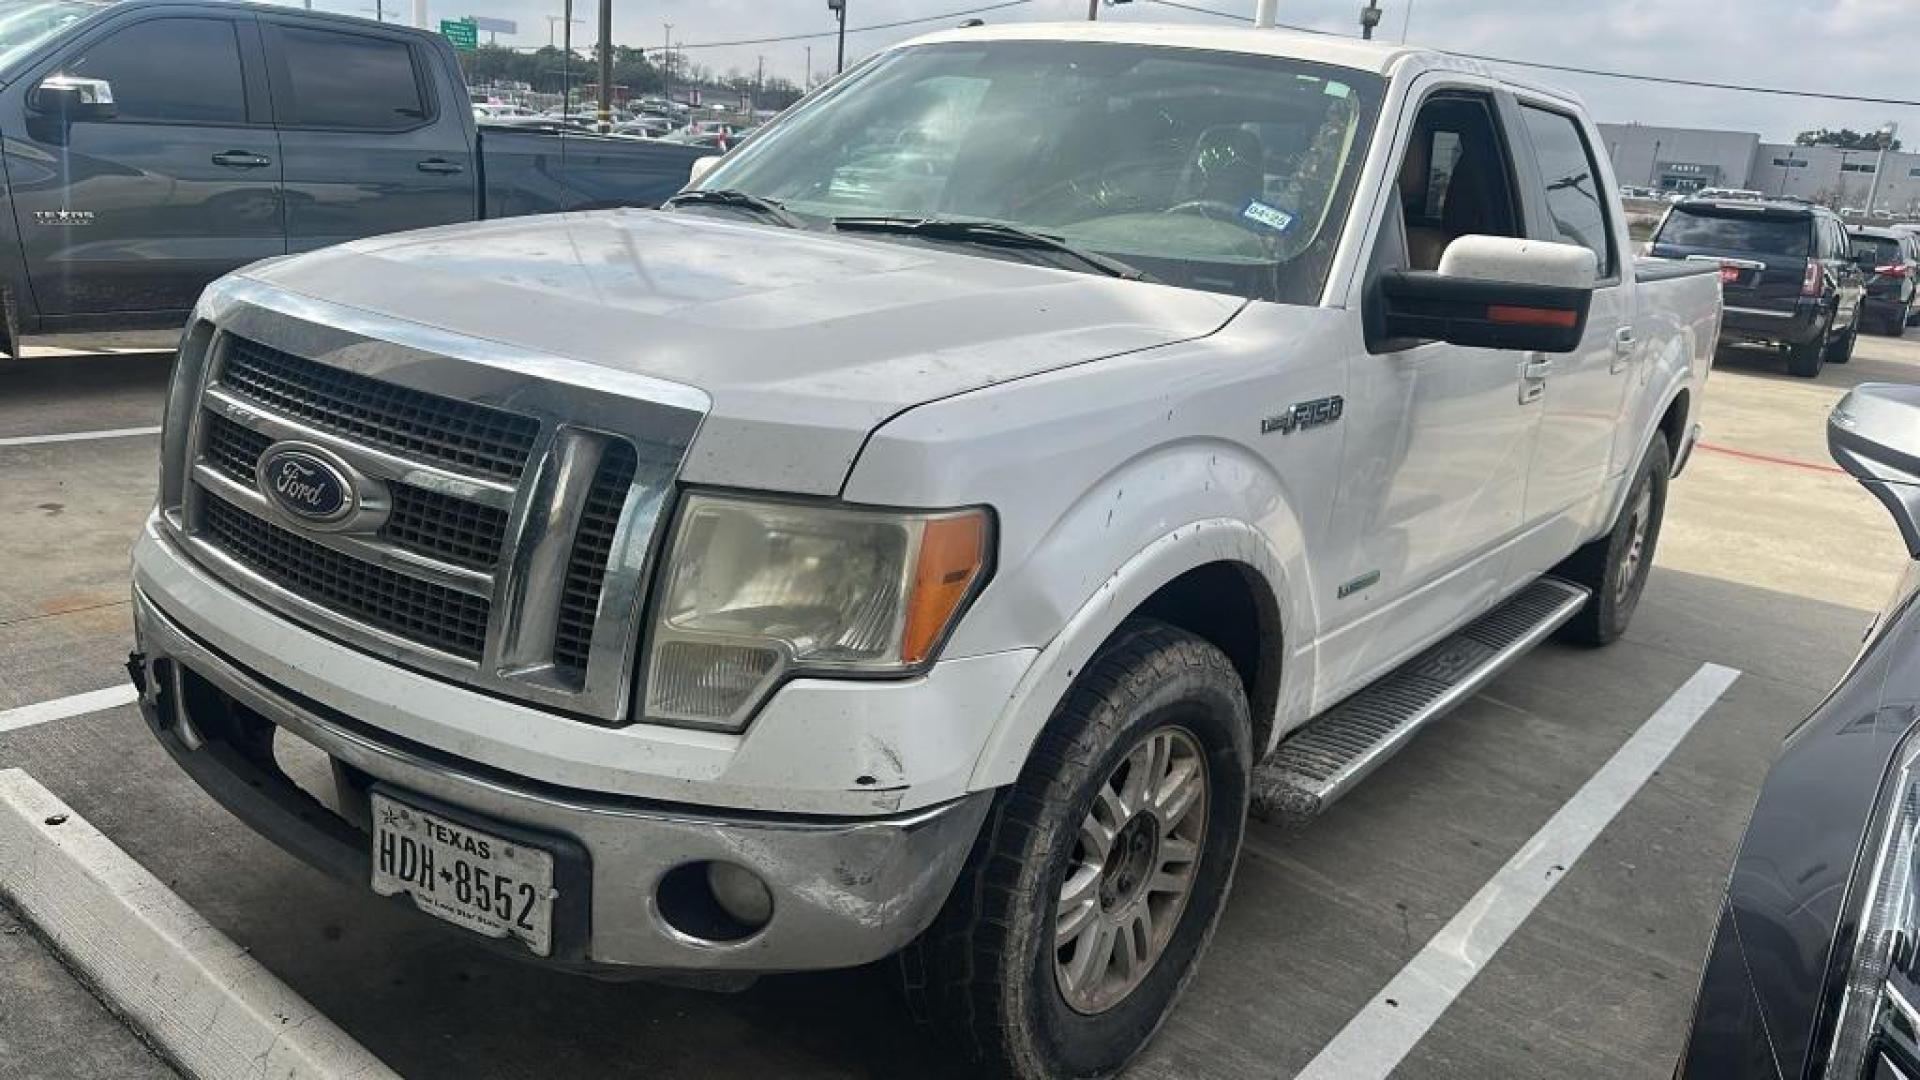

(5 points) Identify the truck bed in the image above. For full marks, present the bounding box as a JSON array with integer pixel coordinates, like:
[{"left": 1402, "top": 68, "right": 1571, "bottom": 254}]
[{"left": 478, "top": 127, "right": 712, "bottom": 217}]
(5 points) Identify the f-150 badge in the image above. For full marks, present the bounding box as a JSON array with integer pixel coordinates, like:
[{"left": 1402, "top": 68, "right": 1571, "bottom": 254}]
[
  {"left": 32, "top": 210, "right": 93, "bottom": 225},
  {"left": 1262, "top": 395, "right": 1344, "bottom": 435}
]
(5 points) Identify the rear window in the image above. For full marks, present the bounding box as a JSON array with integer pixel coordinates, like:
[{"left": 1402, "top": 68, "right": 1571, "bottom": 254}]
[
  {"left": 1854, "top": 235, "right": 1901, "bottom": 264},
  {"left": 1656, "top": 207, "right": 1810, "bottom": 257},
  {"left": 273, "top": 26, "right": 427, "bottom": 130}
]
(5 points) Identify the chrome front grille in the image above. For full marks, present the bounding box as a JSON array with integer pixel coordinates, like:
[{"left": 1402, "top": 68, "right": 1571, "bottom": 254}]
[
  {"left": 163, "top": 279, "right": 706, "bottom": 723},
  {"left": 554, "top": 440, "right": 637, "bottom": 675},
  {"left": 202, "top": 494, "right": 493, "bottom": 660},
  {"left": 221, "top": 335, "right": 541, "bottom": 482}
]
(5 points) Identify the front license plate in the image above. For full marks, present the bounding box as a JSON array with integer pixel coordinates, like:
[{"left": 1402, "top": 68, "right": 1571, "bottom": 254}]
[{"left": 370, "top": 792, "right": 555, "bottom": 957}]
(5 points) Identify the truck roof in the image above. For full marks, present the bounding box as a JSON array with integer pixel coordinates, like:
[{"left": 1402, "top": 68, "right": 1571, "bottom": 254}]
[{"left": 903, "top": 21, "right": 1578, "bottom": 105}]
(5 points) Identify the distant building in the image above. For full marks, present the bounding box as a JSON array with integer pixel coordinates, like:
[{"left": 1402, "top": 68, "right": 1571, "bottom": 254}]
[
  {"left": 1598, "top": 123, "right": 1760, "bottom": 194},
  {"left": 1597, "top": 121, "right": 1920, "bottom": 217}
]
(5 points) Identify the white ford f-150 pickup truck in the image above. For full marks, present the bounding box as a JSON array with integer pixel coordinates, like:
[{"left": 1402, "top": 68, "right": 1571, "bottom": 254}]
[{"left": 127, "top": 22, "right": 1720, "bottom": 1079}]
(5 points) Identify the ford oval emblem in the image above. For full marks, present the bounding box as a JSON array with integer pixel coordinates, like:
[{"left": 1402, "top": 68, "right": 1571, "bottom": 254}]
[{"left": 258, "top": 445, "right": 354, "bottom": 523}]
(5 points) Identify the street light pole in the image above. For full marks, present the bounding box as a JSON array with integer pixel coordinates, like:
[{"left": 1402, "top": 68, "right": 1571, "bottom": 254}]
[
  {"left": 1087, "top": 0, "right": 1099, "bottom": 19},
  {"left": 661, "top": 24, "right": 672, "bottom": 105},
  {"left": 829, "top": 0, "right": 847, "bottom": 74}
]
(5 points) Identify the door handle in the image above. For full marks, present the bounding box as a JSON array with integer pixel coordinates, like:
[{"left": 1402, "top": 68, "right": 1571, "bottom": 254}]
[
  {"left": 1611, "top": 327, "right": 1637, "bottom": 373},
  {"left": 211, "top": 150, "right": 271, "bottom": 169},
  {"left": 1518, "top": 355, "right": 1551, "bottom": 404},
  {"left": 416, "top": 158, "right": 464, "bottom": 175}
]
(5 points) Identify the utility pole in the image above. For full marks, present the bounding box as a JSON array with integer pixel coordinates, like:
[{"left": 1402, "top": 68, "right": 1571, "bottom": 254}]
[
  {"left": 828, "top": 0, "right": 846, "bottom": 74},
  {"left": 662, "top": 24, "right": 672, "bottom": 105},
  {"left": 595, "top": 0, "right": 612, "bottom": 132},
  {"left": 1400, "top": 0, "right": 1417, "bottom": 42},
  {"left": 562, "top": 0, "right": 574, "bottom": 116},
  {"left": 805, "top": 45, "right": 812, "bottom": 88},
  {"left": 1360, "top": 2, "right": 1382, "bottom": 38},
  {"left": 1087, "top": 0, "right": 1099, "bottom": 18},
  {"left": 1253, "top": 0, "right": 1277, "bottom": 27}
]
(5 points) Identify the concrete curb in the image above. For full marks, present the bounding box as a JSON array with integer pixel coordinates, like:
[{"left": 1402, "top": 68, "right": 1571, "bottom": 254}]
[{"left": 0, "top": 768, "right": 398, "bottom": 1080}]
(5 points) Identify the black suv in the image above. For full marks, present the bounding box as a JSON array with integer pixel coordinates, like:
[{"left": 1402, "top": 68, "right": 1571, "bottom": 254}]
[
  {"left": 1850, "top": 226, "right": 1920, "bottom": 336},
  {"left": 1650, "top": 197, "right": 1867, "bottom": 377}
]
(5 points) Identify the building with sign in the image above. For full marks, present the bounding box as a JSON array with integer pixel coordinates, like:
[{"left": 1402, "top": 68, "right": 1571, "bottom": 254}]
[{"left": 1598, "top": 121, "right": 1920, "bottom": 216}]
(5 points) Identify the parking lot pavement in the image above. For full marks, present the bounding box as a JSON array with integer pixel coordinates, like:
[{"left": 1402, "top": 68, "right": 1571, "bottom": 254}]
[{"left": 1, "top": 335, "right": 1914, "bottom": 1079}]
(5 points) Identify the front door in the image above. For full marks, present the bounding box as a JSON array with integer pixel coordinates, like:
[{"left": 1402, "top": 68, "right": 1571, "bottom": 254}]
[
  {"left": 1316, "top": 87, "right": 1543, "bottom": 703},
  {"left": 5, "top": 11, "right": 283, "bottom": 318},
  {"left": 259, "top": 17, "right": 474, "bottom": 254},
  {"left": 1509, "top": 100, "right": 1633, "bottom": 568}
]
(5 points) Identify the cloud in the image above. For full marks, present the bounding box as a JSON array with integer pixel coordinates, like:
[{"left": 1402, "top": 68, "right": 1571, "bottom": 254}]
[{"left": 337, "top": 0, "right": 1917, "bottom": 141}]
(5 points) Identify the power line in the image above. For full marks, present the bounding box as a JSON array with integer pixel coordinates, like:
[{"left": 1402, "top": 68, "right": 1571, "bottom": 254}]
[
  {"left": 671, "top": 0, "right": 1036, "bottom": 51},
  {"left": 1141, "top": 0, "right": 1920, "bottom": 107}
]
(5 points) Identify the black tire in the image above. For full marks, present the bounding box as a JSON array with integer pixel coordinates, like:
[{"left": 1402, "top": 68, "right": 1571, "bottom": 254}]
[
  {"left": 1826, "top": 315, "right": 1857, "bottom": 364},
  {"left": 1786, "top": 321, "right": 1827, "bottom": 378},
  {"left": 901, "top": 621, "right": 1251, "bottom": 1080},
  {"left": 1556, "top": 433, "right": 1671, "bottom": 646}
]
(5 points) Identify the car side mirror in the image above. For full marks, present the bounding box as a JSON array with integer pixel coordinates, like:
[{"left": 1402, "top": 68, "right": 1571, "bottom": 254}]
[
  {"left": 30, "top": 74, "right": 115, "bottom": 121},
  {"left": 1377, "top": 236, "right": 1598, "bottom": 354},
  {"left": 1830, "top": 384, "right": 1920, "bottom": 558},
  {"left": 686, "top": 155, "right": 722, "bottom": 188}
]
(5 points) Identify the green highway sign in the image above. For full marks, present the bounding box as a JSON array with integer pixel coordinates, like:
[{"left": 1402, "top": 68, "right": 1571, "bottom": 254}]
[{"left": 440, "top": 18, "right": 477, "bottom": 51}]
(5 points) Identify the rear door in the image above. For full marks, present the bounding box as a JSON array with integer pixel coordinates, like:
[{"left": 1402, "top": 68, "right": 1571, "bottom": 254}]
[
  {"left": 259, "top": 16, "right": 474, "bottom": 253},
  {"left": 1651, "top": 202, "right": 1812, "bottom": 312},
  {"left": 5, "top": 8, "right": 283, "bottom": 318}
]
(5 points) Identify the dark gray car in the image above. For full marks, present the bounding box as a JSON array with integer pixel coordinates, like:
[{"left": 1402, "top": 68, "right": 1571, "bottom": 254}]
[{"left": 1679, "top": 384, "right": 1920, "bottom": 1078}]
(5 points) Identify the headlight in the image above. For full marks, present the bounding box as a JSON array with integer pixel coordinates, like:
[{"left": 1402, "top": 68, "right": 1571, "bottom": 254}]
[
  {"left": 640, "top": 494, "right": 989, "bottom": 730},
  {"left": 1828, "top": 729, "right": 1920, "bottom": 1077}
]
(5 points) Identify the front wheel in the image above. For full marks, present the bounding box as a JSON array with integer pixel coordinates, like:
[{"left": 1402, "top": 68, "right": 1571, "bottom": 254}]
[
  {"left": 902, "top": 622, "right": 1251, "bottom": 1079},
  {"left": 1557, "top": 432, "right": 1670, "bottom": 646}
]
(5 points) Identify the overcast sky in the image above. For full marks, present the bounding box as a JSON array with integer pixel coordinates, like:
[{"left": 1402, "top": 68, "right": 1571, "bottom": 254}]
[{"left": 329, "top": 0, "right": 1917, "bottom": 143}]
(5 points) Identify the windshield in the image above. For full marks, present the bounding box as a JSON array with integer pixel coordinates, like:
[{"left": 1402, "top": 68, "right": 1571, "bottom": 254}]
[
  {"left": 1655, "top": 207, "right": 1811, "bottom": 256},
  {"left": 0, "top": 0, "right": 99, "bottom": 76},
  {"left": 696, "top": 41, "right": 1384, "bottom": 305}
]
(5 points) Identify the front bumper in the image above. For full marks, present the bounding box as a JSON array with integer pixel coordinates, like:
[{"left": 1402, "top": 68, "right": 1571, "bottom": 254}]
[
  {"left": 131, "top": 586, "right": 993, "bottom": 975},
  {"left": 1720, "top": 302, "right": 1822, "bottom": 347}
]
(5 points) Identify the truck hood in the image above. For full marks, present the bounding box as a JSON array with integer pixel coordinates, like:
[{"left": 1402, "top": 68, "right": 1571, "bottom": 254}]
[{"left": 240, "top": 210, "right": 1244, "bottom": 495}]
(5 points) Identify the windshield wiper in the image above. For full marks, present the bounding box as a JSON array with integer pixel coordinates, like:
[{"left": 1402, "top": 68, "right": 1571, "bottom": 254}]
[
  {"left": 830, "top": 216, "right": 1152, "bottom": 281},
  {"left": 663, "top": 189, "right": 808, "bottom": 229}
]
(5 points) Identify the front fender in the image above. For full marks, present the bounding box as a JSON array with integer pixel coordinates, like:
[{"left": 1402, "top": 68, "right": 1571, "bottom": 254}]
[{"left": 961, "top": 433, "right": 1319, "bottom": 789}]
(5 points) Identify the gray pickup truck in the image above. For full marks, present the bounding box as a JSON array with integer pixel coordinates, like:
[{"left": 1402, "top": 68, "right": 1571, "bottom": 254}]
[{"left": 0, "top": 0, "right": 710, "bottom": 352}]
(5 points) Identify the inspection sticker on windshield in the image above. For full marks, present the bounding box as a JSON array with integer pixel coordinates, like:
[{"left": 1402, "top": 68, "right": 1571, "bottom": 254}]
[{"left": 1242, "top": 200, "right": 1295, "bottom": 233}]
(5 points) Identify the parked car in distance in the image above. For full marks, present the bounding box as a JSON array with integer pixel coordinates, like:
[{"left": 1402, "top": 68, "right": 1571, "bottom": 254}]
[
  {"left": 1696, "top": 187, "right": 1766, "bottom": 201},
  {"left": 1851, "top": 226, "right": 1920, "bottom": 335},
  {"left": 1679, "top": 383, "right": 1920, "bottom": 1080},
  {"left": 0, "top": 0, "right": 711, "bottom": 354},
  {"left": 129, "top": 23, "right": 1722, "bottom": 1079},
  {"left": 1651, "top": 196, "right": 1867, "bottom": 376}
]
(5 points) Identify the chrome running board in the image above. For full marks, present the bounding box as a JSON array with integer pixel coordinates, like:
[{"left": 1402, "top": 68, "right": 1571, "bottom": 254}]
[{"left": 1251, "top": 577, "right": 1590, "bottom": 823}]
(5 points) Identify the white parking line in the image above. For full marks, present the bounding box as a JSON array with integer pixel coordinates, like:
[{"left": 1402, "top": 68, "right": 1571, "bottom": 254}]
[
  {"left": 0, "top": 685, "right": 138, "bottom": 735},
  {"left": 1295, "top": 661, "right": 1742, "bottom": 1080},
  {"left": 0, "top": 425, "right": 161, "bottom": 448}
]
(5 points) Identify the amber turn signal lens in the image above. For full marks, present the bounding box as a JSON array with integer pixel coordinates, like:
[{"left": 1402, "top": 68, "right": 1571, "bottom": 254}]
[{"left": 902, "top": 512, "right": 988, "bottom": 665}]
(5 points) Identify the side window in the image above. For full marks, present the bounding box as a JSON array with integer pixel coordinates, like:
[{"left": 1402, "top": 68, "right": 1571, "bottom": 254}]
[
  {"left": 273, "top": 26, "right": 426, "bottom": 130},
  {"left": 67, "top": 18, "right": 245, "bottom": 125},
  {"left": 1393, "top": 94, "right": 1520, "bottom": 271},
  {"left": 1518, "top": 105, "right": 1613, "bottom": 278}
]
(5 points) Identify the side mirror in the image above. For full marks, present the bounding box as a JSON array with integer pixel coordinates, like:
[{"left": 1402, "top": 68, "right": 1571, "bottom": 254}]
[
  {"left": 1378, "top": 236, "right": 1598, "bottom": 353},
  {"left": 686, "top": 155, "right": 722, "bottom": 187},
  {"left": 30, "top": 74, "right": 115, "bottom": 121},
  {"left": 1830, "top": 384, "right": 1920, "bottom": 558}
]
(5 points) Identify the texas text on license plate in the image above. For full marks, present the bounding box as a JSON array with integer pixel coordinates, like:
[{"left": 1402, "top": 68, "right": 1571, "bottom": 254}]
[{"left": 370, "top": 791, "right": 556, "bottom": 957}]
